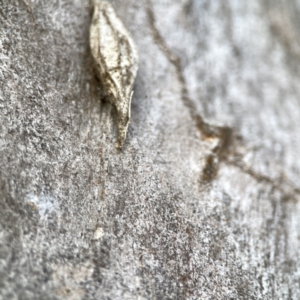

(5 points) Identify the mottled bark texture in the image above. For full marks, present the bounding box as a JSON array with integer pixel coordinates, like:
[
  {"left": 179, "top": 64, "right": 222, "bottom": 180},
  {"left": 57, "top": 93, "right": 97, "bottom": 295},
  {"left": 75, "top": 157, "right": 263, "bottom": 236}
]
[{"left": 1, "top": 0, "right": 300, "bottom": 299}]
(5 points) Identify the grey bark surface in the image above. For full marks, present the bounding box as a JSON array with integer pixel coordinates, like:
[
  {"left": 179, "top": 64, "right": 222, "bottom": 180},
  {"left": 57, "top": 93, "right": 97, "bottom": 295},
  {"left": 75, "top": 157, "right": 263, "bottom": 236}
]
[{"left": 1, "top": 0, "right": 300, "bottom": 299}]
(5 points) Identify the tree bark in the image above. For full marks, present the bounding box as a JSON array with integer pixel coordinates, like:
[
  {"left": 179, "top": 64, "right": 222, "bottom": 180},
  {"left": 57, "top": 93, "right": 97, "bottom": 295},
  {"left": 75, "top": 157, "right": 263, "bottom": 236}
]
[{"left": 1, "top": 0, "right": 300, "bottom": 299}]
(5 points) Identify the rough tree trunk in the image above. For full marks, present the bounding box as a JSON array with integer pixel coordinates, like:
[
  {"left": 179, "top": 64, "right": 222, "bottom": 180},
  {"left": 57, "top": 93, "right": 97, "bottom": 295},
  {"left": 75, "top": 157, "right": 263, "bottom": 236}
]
[{"left": 1, "top": 0, "right": 300, "bottom": 299}]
